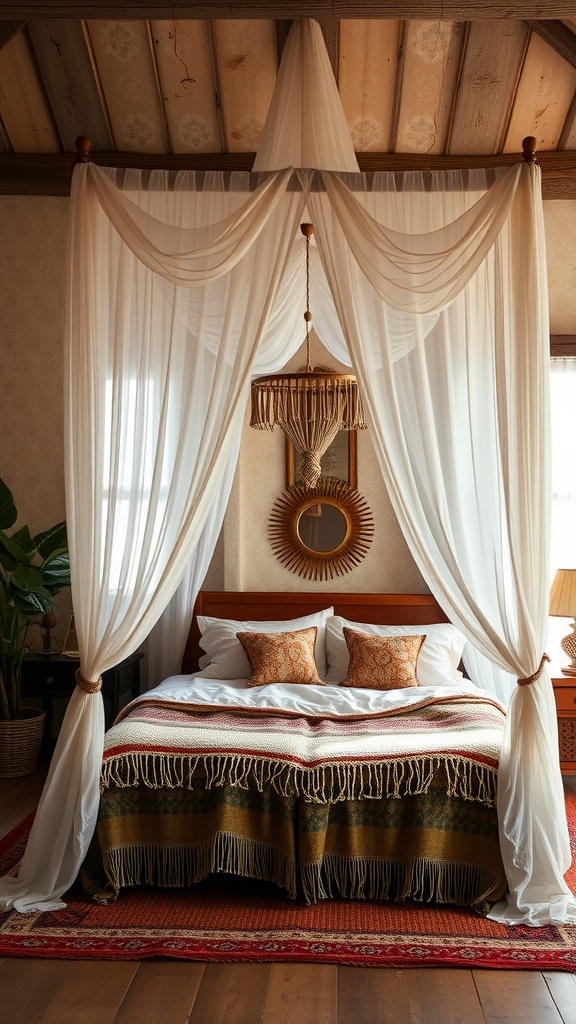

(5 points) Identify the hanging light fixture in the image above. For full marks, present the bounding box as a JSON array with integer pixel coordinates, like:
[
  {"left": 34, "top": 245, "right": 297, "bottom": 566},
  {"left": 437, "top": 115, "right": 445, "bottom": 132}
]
[{"left": 250, "top": 223, "right": 367, "bottom": 488}]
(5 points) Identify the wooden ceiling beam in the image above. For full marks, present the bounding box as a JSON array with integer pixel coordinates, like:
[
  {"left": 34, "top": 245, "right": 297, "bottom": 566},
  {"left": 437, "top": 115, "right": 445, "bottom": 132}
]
[
  {"left": 526, "top": 19, "right": 576, "bottom": 68},
  {"left": 275, "top": 18, "right": 292, "bottom": 65},
  {"left": 26, "top": 19, "right": 113, "bottom": 151},
  {"left": 551, "top": 335, "right": 576, "bottom": 355},
  {"left": 559, "top": 89, "right": 576, "bottom": 149},
  {"left": 3, "top": 4, "right": 576, "bottom": 20},
  {"left": 2, "top": 147, "right": 576, "bottom": 196},
  {"left": 0, "top": 117, "right": 10, "bottom": 151},
  {"left": 0, "top": 19, "right": 25, "bottom": 49}
]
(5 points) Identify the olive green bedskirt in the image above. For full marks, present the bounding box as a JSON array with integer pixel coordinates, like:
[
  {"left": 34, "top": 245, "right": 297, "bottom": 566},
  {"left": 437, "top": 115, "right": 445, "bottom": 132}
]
[{"left": 82, "top": 766, "right": 506, "bottom": 912}]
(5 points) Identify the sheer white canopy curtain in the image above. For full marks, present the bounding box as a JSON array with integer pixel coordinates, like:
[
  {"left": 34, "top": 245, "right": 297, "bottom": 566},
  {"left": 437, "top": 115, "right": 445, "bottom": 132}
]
[
  {"left": 307, "top": 163, "right": 575, "bottom": 926},
  {"left": 0, "top": 155, "right": 573, "bottom": 928},
  {"left": 0, "top": 165, "right": 306, "bottom": 913}
]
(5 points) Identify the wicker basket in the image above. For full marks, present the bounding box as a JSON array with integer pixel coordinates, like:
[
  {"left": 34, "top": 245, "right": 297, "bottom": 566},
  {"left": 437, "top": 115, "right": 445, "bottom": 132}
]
[{"left": 0, "top": 707, "right": 46, "bottom": 778}]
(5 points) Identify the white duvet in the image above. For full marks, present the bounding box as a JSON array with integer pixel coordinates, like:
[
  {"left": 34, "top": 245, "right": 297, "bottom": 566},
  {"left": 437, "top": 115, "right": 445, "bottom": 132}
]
[{"left": 117, "top": 671, "right": 505, "bottom": 723}]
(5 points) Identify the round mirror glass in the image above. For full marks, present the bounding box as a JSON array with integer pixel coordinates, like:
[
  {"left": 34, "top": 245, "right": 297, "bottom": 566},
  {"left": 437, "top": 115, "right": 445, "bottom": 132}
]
[{"left": 297, "top": 502, "right": 348, "bottom": 553}]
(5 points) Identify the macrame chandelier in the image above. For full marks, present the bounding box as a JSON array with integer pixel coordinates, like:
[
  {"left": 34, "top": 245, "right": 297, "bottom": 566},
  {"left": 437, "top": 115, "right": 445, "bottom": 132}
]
[{"left": 250, "top": 223, "right": 367, "bottom": 488}]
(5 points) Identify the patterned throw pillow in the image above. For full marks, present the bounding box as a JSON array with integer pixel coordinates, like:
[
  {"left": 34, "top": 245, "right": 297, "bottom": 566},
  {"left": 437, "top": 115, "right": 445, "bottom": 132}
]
[
  {"left": 237, "top": 626, "right": 324, "bottom": 688},
  {"left": 325, "top": 616, "right": 466, "bottom": 686},
  {"left": 197, "top": 607, "right": 333, "bottom": 678},
  {"left": 341, "top": 628, "right": 424, "bottom": 689}
]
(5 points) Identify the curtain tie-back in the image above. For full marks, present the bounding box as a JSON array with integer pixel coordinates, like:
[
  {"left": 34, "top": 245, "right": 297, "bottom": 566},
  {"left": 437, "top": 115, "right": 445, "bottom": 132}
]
[
  {"left": 75, "top": 668, "right": 103, "bottom": 694},
  {"left": 517, "top": 653, "right": 550, "bottom": 687}
]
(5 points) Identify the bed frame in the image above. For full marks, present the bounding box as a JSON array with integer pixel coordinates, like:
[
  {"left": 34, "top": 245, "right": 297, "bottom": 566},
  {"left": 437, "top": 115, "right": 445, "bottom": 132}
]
[{"left": 182, "top": 591, "right": 447, "bottom": 673}]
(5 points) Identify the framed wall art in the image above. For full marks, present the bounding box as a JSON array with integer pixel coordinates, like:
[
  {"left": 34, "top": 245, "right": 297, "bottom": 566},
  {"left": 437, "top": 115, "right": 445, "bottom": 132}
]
[{"left": 285, "top": 429, "right": 357, "bottom": 489}]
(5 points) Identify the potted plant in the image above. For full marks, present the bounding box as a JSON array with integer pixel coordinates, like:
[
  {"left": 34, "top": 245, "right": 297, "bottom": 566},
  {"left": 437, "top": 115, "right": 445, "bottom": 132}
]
[{"left": 0, "top": 476, "right": 71, "bottom": 775}]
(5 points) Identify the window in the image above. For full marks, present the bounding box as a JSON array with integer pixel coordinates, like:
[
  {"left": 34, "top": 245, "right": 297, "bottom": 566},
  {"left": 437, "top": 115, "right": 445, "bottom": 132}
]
[
  {"left": 549, "top": 358, "right": 576, "bottom": 652},
  {"left": 103, "top": 378, "right": 168, "bottom": 601}
]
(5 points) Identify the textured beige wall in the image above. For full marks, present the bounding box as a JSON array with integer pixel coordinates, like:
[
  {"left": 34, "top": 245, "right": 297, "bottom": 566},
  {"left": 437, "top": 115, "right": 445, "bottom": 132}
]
[
  {"left": 544, "top": 201, "right": 576, "bottom": 334},
  {"left": 1, "top": 195, "right": 576, "bottom": 613},
  {"left": 0, "top": 196, "right": 72, "bottom": 649},
  {"left": 0, "top": 196, "right": 68, "bottom": 531}
]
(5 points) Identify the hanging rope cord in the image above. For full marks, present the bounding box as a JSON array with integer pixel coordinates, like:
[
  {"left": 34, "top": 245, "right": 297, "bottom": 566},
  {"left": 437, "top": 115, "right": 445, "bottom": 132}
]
[
  {"left": 295, "top": 223, "right": 339, "bottom": 482},
  {"left": 303, "top": 223, "right": 313, "bottom": 372}
]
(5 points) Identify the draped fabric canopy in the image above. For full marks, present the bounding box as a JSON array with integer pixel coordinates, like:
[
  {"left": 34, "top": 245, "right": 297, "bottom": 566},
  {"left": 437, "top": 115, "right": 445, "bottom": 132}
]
[{"left": 0, "top": 18, "right": 574, "bottom": 928}]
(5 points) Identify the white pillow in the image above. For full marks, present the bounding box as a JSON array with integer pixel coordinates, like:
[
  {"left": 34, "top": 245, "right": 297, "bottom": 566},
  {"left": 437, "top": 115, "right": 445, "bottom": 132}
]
[
  {"left": 325, "top": 615, "right": 466, "bottom": 687},
  {"left": 197, "top": 607, "right": 334, "bottom": 679}
]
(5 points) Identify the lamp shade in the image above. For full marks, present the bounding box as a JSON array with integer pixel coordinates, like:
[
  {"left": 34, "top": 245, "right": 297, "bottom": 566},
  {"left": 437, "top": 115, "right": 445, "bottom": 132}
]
[{"left": 549, "top": 569, "right": 576, "bottom": 617}]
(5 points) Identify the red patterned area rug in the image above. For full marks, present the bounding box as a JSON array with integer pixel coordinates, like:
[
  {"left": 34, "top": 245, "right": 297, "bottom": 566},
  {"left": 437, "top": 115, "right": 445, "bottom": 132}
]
[{"left": 1, "top": 793, "right": 576, "bottom": 969}]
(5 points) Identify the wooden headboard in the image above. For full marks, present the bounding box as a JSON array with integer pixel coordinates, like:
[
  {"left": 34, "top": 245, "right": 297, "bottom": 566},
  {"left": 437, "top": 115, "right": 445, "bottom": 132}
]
[{"left": 181, "top": 591, "right": 447, "bottom": 674}]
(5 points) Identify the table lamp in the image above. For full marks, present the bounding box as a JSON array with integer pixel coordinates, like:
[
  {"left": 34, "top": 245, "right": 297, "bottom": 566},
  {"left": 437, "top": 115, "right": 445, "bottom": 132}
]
[{"left": 550, "top": 568, "right": 576, "bottom": 675}]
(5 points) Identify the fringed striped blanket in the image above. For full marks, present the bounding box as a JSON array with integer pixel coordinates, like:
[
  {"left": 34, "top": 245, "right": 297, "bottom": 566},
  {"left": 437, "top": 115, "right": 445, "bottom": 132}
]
[{"left": 84, "top": 678, "right": 507, "bottom": 910}]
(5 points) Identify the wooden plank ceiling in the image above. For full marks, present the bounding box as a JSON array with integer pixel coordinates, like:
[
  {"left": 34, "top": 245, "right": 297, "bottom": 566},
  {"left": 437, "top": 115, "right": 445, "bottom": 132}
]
[{"left": 1, "top": 2, "right": 576, "bottom": 196}]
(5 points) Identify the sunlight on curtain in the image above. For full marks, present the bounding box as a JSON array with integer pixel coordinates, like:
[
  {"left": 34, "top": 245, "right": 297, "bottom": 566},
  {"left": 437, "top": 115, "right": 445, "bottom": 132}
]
[
  {"left": 548, "top": 358, "right": 576, "bottom": 655},
  {"left": 550, "top": 359, "right": 576, "bottom": 573}
]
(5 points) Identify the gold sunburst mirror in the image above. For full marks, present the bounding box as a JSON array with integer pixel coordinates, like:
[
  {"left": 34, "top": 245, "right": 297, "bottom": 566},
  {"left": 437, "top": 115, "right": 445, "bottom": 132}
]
[{"left": 269, "top": 478, "right": 374, "bottom": 581}]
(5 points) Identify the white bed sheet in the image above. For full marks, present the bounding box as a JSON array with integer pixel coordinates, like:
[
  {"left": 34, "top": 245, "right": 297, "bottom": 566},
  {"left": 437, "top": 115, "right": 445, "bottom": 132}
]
[{"left": 121, "top": 672, "right": 504, "bottom": 721}]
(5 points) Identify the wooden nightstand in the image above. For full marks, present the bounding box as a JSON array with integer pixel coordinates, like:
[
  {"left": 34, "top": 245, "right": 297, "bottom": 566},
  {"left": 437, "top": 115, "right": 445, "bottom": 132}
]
[
  {"left": 551, "top": 670, "right": 576, "bottom": 774},
  {"left": 21, "top": 650, "right": 144, "bottom": 740}
]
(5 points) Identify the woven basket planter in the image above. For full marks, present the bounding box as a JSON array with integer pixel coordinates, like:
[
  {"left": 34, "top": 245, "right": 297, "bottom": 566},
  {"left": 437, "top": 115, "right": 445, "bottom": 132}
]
[{"left": 0, "top": 707, "right": 46, "bottom": 778}]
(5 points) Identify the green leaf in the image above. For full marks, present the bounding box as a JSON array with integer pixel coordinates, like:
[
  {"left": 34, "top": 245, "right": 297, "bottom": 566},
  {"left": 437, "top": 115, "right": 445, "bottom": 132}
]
[
  {"left": 41, "top": 553, "right": 71, "bottom": 594},
  {"left": 11, "top": 563, "right": 45, "bottom": 594},
  {"left": 35, "top": 522, "right": 67, "bottom": 560},
  {"left": 0, "top": 479, "right": 70, "bottom": 719},
  {"left": 10, "top": 526, "right": 35, "bottom": 554},
  {"left": 11, "top": 587, "right": 53, "bottom": 616},
  {"left": 0, "top": 531, "right": 32, "bottom": 573},
  {"left": 0, "top": 479, "right": 17, "bottom": 531}
]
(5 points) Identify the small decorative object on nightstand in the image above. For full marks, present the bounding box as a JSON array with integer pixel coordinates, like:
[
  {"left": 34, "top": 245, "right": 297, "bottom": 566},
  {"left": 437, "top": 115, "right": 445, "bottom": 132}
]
[
  {"left": 550, "top": 568, "right": 576, "bottom": 675},
  {"left": 62, "top": 613, "right": 79, "bottom": 657},
  {"left": 37, "top": 610, "right": 59, "bottom": 655}
]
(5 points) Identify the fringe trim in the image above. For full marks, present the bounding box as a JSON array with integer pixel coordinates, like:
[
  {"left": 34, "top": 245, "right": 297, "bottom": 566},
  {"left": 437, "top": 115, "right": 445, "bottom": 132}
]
[
  {"left": 302, "top": 854, "right": 502, "bottom": 909},
  {"left": 101, "top": 752, "right": 497, "bottom": 806},
  {"left": 93, "top": 842, "right": 501, "bottom": 910},
  {"left": 100, "top": 833, "right": 298, "bottom": 901},
  {"left": 250, "top": 376, "right": 367, "bottom": 431}
]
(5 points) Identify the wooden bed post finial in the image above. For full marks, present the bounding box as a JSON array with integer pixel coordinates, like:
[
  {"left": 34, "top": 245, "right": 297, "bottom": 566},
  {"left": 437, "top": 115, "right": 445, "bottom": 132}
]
[
  {"left": 71, "top": 136, "right": 91, "bottom": 171},
  {"left": 522, "top": 136, "right": 537, "bottom": 163}
]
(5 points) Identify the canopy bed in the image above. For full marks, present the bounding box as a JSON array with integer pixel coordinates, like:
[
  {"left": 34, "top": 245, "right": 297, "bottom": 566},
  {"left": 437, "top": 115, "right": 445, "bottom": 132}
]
[
  {"left": 0, "top": 19, "right": 575, "bottom": 929},
  {"left": 82, "top": 592, "right": 507, "bottom": 913}
]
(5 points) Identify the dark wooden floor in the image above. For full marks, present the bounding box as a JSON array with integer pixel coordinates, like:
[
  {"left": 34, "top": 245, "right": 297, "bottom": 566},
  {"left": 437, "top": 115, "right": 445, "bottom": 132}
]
[{"left": 1, "top": 759, "right": 576, "bottom": 1024}]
